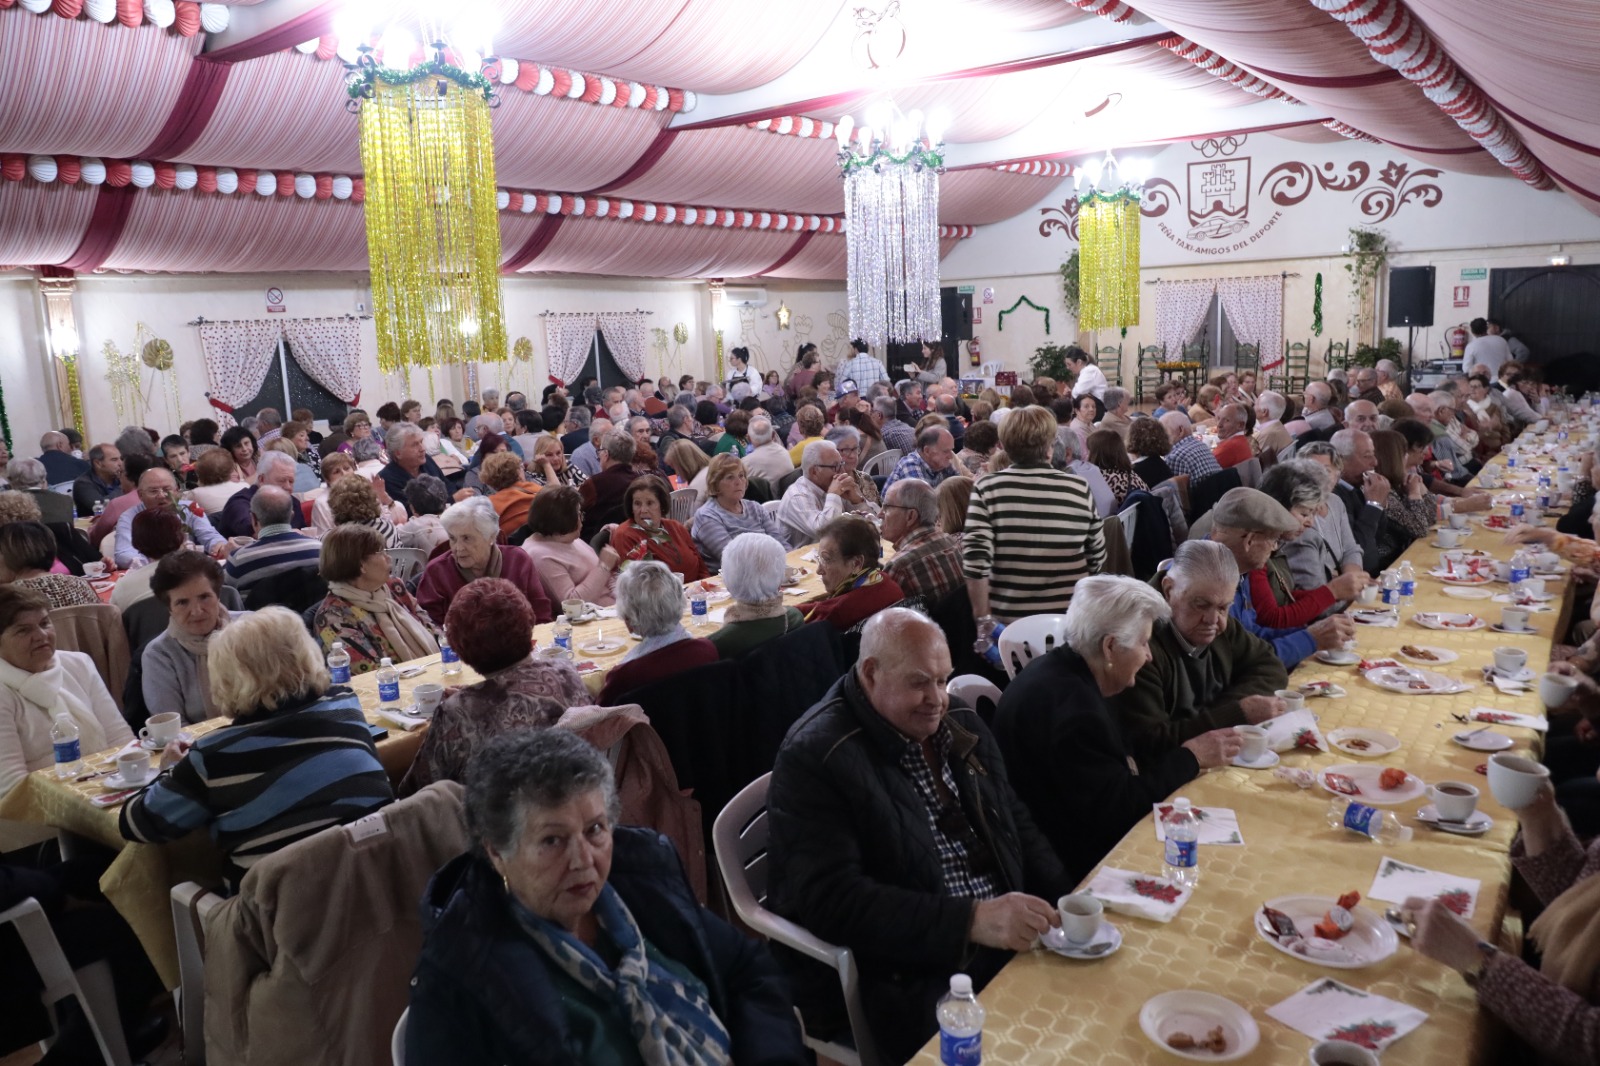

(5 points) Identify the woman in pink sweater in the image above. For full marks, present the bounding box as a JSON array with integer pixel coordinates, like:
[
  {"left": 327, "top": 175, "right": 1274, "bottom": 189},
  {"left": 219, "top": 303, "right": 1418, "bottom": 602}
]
[{"left": 519, "top": 485, "right": 619, "bottom": 607}]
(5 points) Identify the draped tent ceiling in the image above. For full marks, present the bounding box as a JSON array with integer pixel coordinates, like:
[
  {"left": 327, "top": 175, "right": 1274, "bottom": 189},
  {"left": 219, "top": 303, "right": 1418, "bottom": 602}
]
[{"left": 1, "top": 0, "right": 1596, "bottom": 280}]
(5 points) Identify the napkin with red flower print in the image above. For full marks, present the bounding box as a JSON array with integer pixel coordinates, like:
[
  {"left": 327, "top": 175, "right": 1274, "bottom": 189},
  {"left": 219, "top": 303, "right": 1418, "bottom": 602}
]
[
  {"left": 1267, "top": 979, "right": 1428, "bottom": 1052},
  {"left": 1082, "top": 866, "right": 1193, "bottom": 923}
]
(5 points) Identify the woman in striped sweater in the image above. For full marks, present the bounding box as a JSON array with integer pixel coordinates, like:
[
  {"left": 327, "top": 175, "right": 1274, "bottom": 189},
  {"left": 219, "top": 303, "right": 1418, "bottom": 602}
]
[
  {"left": 964, "top": 405, "right": 1105, "bottom": 634},
  {"left": 120, "top": 606, "right": 393, "bottom": 883}
]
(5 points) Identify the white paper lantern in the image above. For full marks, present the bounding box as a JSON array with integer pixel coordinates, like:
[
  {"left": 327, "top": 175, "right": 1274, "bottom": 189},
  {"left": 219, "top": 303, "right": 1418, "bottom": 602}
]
[
  {"left": 295, "top": 40, "right": 319, "bottom": 54},
  {"left": 739, "top": 211, "right": 754, "bottom": 227},
  {"left": 776, "top": 117, "right": 794, "bottom": 135},
  {"left": 330, "top": 175, "right": 353, "bottom": 200},
  {"left": 566, "top": 73, "right": 585, "bottom": 99},
  {"left": 571, "top": 197, "right": 585, "bottom": 215},
  {"left": 598, "top": 78, "right": 616, "bottom": 106},
  {"left": 683, "top": 90, "right": 697, "bottom": 113},
  {"left": 198, "top": 2, "right": 229, "bottom": 33},
  {"left": 174, "top": 163, "right": 197, "bottom": 190},
  {"left": 535, "top": 68, "right": 554, "bottom": 95},
  {"left": 79, "top": 158, "right": 106, "bottom": 185},
  {"left": 214, "top": 167, "right": 238, "bottom": 194},
  {"left": 26, "top": 155, "right": 58, "bottom": 183},
  {"left": 682, "top": 207, "right": 697, "bottom": 225},
  {"left": 662, "top": 206, "right": 678, "bottom": 224},
  {"left": 295, "top": 173, "right": 317, "bottom": 198},
  {"left": 144, "top": 0, "right": 175, "bottom": 28},
  {"left": 336, "top": 38, "right": 364, "bottom": 64},
  {"left": 618, "top": 201, "right": 634, "bottom": 220},
  {"left": 627, "top": 83, "right": 645, "bottom": 108},
  {"left": 807, "top": 215, "right": 821, "bottom": 230},
  {"left": 594, "top": 198, "right": 609, "bottom": 216},
  {"left": 20, "top": 0, "right": 51, "bottom": 15},
  {"left": 84, "top": 0, "right": 115, "bottom": 20},
  {"left": 642, "top": 204, "right": 657, "bottom": 222},
  {"left": 797, "top": 118, "right": 814, "bottom": 137},
  {"left": 775, "top": 214, "right": 789, "bottom": 230},
  {"left": 720, "top": 211, "right": 734, "bottom": 227},
  {"left": 757, "top": 212, "right": 771, "bottom": 229},
  {"left": 129, "top": 161, "right": 156, "bottom": 188},
  {"left": 518, "top": 193, "right": 537, "bottom": 213},
  {"left": 499, "top": 58, "right": 519, "bottom": 85},
  {"left": 495, "top": 189, "right": 510, "bottom": 210},
  {"left": 652, "top": 89, "right": 668, "bottom": 111},
  {"left": 255, "top": 170, "right": 276, "bottom": 196}
]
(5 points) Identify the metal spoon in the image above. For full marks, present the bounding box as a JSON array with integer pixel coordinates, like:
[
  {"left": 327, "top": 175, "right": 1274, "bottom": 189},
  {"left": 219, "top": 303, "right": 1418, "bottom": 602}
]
[
  {"left": 1384, "top": 908, "right": 1414, "bottom": 938},
  {"left": 1076, "top": 939, "right": 1117, "bottom": 956}
]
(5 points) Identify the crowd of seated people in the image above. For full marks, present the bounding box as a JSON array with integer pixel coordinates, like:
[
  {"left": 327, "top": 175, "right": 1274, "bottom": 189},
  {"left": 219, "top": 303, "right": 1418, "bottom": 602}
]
[{"left": 2, "top": 352, "right": 1596, "bottom": 1066}]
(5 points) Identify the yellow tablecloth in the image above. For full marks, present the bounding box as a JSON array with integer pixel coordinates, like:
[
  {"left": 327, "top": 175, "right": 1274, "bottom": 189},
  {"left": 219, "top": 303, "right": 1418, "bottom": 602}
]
[{"left": 912, "top": 448, "right": 1578, "bottom": 1065}]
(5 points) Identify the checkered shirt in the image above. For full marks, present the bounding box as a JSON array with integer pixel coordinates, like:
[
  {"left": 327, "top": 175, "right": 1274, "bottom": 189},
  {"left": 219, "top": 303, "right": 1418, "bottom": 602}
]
[
  {"left": 897, "top": 723, "right": 1002, "bottom": 901},
  {"left": 1166, "top": 434, "right": 1223, "bottom": 484}
]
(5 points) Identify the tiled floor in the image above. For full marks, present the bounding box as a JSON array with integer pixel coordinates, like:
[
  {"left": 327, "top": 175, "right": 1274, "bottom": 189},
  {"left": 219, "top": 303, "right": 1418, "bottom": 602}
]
[{"left": 1, "top": 1002, "right": 182, "bottom": 1066}]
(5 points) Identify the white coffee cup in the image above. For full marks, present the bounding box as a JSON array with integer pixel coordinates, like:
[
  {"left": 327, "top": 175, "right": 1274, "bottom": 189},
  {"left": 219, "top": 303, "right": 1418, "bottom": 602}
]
[
  {"left": 1501, "top": 606, "right": 1532, "bottom": 633},
  {"left": 413, "top": 683, "right": 444, "bottom": 717},
  {"left": 1534, "top": 551, "right": 1561, "bottom": 570},
  {"left": 1310, "top": 1039, "right": 1380, "bottom": 1066},
  {"left": 116, "top": 750, "right": 153, "bottom": 786},
  {"left": 140, "top": 711, "right": 181, "bottom": 748},
  {"left": 1539, "top": 671, "right": 1579, "bottom": 710},
  {"left": 1449, "top": 513, "right": 1471, "bottom": 530},
  {"left": 1234, "top": 724, "right": 1268, "bottom": 762},
  {"left": 1057, "top": 892, "right": 1104, "bottom": 946},
  {"left": 1522, "top": 576, "right": 1546, "bottom": 598},
  {"left": 1428, "top": 780, "right": 1479, "bottom": 822},
  {"left": 1436, "top": 527, "right": 1461, "bottom": 548},
  {"left": 1492, "top": 646, "right": 1528, "bottom": 675},
  {"left": 1438, "top": 549, "right": 1465, "bottom": 571},
  {"left": 1357, "top": 584, "right": 1379, "bottom": 605},
  {"left": 1275, "top": 689, "right": 1306, "bottom": 713},
  {"left": 1487, "top": 753, "right": 1550, "bottom": 809}
]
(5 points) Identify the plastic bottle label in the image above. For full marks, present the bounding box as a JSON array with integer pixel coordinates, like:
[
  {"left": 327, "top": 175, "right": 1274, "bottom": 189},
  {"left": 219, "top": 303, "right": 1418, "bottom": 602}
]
[
  {"left": 378, "top": 679, "right": 400, "bottom": 702},
  {"left": 441, "top": 645, "right": 459, "bottom": 663},
  {"left": 691, "top": 598, "right": 708, "bottom": 618},
  {"left": 1163, "top": 837, "right": 1197, "bottom": 868},
  {"left": 1343, "top": 802, "right": 1379, "bottom": 837},
  {"left": 554, "top": 632, "right": 571, "bottom": 650},
  {"left": 940, "top": 1030, "right": 981, "bottom": 1066},
  {"left": 329, "top": 663, "right": 351, "bottom": 683},
  {"left": 53, "top": 739, "right": 80, "bottom": 763},
  {"left": 1510, "top": 502, "right": 1525, "bottom": 517},
  {"left": 1398, "top": 580, "right": 1415, "bottom": 598},
  {"left": 1510, "top": 567, "right": 1530, "bottom": 585},
  {"left": 1381, "top": 587, "right": 1400, "bottom": 605}
]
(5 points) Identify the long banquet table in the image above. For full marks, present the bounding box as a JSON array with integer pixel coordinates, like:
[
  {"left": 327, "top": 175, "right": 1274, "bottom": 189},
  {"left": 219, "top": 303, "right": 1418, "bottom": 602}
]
[{"left": 912, "top": 435, "right": 1580, "bottom": 1065}]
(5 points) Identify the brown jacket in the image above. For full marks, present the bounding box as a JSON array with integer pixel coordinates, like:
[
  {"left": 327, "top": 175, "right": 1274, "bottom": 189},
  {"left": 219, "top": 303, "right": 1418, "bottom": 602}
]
[{"left": 203, "top": 782, "right": 469, "bottom": 1066}]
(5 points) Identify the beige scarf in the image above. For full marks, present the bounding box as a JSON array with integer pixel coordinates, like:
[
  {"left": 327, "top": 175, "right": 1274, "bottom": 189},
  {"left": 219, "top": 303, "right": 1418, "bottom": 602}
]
[
  {"left": 1528, "top": 864, "right": 1600, "bottom": 999},
  {"left": 328, "top": 580, "right": 439, "bottom": 663},
  {"left": 456, "top": 545, "right": 504, "bottom": 584},
  {"left": 164, "top": 610, "right": 232, "bottom": 719},
  {"left": 0, "top": 653, "right": 116, "bottom": 754},
  {"left": 724, "top": 596, "right": 788, "bottom": 623}
]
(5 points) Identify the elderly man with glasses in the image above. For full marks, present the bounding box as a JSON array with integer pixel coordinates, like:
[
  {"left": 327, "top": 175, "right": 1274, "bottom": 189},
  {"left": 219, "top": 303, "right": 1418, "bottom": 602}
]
[{"left": 776, "top": 441, "right": 853, "bottom": 548}]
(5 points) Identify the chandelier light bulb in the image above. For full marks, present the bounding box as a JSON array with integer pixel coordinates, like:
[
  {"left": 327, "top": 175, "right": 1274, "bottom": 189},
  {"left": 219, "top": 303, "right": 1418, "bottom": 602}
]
[
  {"left": 924, "top": 108, "right": 948, "bottom": 146},
  {"left": 379, "top": 24, "right": 416, "bottom": 64},
  {"left": 459, "top": 316, "right": 480, "bottom": 336},
  {"left": 865, "top": 100, "right": 893, "bottom": 132},
  {"left": 452, "top": 0, "right": 498, "bottom": 58},
  {"left": 856, "top": 124, "right": 873, "bottom": 149},
  {"left": 835, "top": 114, "right": 855, "bottom": 147}
]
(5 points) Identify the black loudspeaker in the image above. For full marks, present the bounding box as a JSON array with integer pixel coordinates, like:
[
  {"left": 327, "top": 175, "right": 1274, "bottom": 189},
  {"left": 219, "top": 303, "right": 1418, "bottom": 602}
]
[
  {"left": 1387, "top": 266, "right": 1435, "bottom": 327},
  {"left": 942, "top": 287, "right": 973, "bottom": 341}
]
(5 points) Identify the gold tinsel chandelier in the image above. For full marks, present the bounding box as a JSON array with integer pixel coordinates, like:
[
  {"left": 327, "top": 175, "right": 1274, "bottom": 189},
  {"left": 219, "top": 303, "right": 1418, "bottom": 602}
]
[
  {"left": 1076, "top": 151, "right": 1148, "bottom": 332},
  {"left": 343, "top": 3, "right": 506, "bottom": 373}
]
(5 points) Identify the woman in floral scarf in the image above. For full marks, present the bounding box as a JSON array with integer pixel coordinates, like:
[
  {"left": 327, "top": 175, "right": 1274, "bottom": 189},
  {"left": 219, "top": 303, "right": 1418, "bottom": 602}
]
[
  {"left": 801, "top": 515, "right": 903, "bottom": 631},
  {"left": 608, "top": 477, "right": 708, "bottom": 582},
  {"left": 311, "top": 524, "right": 440, "bottom": 674}
]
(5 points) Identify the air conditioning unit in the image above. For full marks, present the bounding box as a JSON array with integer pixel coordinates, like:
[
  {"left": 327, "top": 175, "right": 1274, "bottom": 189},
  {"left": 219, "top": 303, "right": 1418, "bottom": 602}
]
[{"left": 724, "top": 286, "right": 768, "bottom": 306}]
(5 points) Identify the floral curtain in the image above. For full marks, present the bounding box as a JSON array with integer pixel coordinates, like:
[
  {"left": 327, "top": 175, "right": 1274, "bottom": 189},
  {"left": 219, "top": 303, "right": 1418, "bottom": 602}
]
[
  {"left": 198, "top": 320, "right": 284, "bottom": 428},
  {"left": 597, "top": 311, "right": 650, "bottom": 385},
  {"left": 1155, "top": 280, "right": 1216, "bottom": 361},
  {"left": 281, "top": 318, "right": 363, "bottom": 405},
  {"left": 544, "top": 313, "right": 597, "bottom": 387},
  {"left": 1217, "top": 276, "right": 1285, "bottom": 372}
]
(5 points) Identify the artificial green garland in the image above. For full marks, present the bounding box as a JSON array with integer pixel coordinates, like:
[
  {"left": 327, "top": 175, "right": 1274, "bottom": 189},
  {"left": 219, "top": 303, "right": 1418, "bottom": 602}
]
[
  {"left": 997, "top": 294, "right": 1051, "bottom": 335},
  {"left": 0, "top": 374, "right": 10, "bottom": 453},
  {"left": 838, "top": 146, "right": 944, "bottom": 175},
  {"left": 1312, "top": 272, "right": 1324, "bottom": 337},
  {"left": 346, "top": 56, "right": 495, "bottom": 103}
]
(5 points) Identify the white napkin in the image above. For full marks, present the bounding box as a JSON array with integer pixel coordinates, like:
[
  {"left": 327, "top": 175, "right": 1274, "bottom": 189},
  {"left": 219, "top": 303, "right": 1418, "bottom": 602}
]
[
  {"left": 1261, "top": 709, "right": 1326, "bottom": 753},
  {"left": 1266, "top": 979, "right": 1429, "bottom": 1052},
  {"left": 1484, "top": 671, "right": 1534, "bottom": 696},
  {"left": 1468, "top": 707, "right": 1548, "bottom": 731},
  {"left": 1366, "top": 856, "right": 1481, "bottom": 919},
  {"left": 707, "top": 607, "right": 728, "bottom": 625},
  {"left": 1152, "top": 803, "right": 1244, "bottom": 846},
  {"left": 375, "top": 708, "right": 429, "bottom": 732},
  {"left": 1349, "top": 611, "right": 1399, "bottom": 628},
  {"left": 800, "top": 549, "right": 818, "bottom": 563},
  {"left": 1489, "top": 594, "right": 1555, "bottom": 610},
  {"left": 592, "top": 606, "right": 619, "bottom": 619},
  {"left": 1083, "top": 866, "right": 1193, "bottom": 923}
]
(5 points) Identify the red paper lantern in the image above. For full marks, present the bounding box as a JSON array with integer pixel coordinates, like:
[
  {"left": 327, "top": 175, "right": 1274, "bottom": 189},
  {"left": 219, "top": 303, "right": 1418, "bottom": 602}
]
[
  {"left": 0, "top": 155, "right": 24, "bottom": 182},
  {"left": 666, "top": 88, "right": 684, "bottom": 111},
  {"left": 106, "top": 160, "right": 132, "bottom": 186},
  {"left": 56, "top": 156, "right": 81, "bottom": 183},
  {"left": 0, "top": 0, "right": 18, "bottom": 10},
  {"left": 154, "top": 162, "right": 177, "bottom": 189},
  {"left": 550, "top": 69, "right": 572, "bottom": 98},
  {"left": 506, "top": 192, "right": 522, "bottom": 212},
  {"left": 115, "top": 0, "right": 140, "bottom": 27},
  {"left": 196, "top": 166, "right": 216, "bottom": 193},
  {"left": 515, "top": 62, "right": 538, "bottom": 92},
  {"left": 350, "top": 178, "right": 364, "bottom": 203},
  {"left": 557, "top": 195, "right": 574, "bottom": 215},
  {"left": 314, "top": 34, "right": 337, "bottom": 60},
  {"left": 53, "top": 0, "right": 84, "bottom": 17},
  {"left": 275, "top": 172, "right": 294, "bottom": 196},
  {"left": 172, "top": 0, "right": 199, "bottom": 35},
  {"left": 314, "top": 174, "right": 333, "bottom": 199},
  {"left": 579, "top": 75, "right": 602, "bottom": 104},
  {"left": 236, "top": 168, "right": 257, "bottom": 190}
]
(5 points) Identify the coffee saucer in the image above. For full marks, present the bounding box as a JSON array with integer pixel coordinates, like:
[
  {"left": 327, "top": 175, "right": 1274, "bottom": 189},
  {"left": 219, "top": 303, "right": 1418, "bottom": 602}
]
[
  {"left": 101, "top": 770, "right": 154, "bottom": 791},
  {"left": 1039, "top": 922, "right": 1122, "bottom": 960},
  {"left": 1415, "top": 804, "right": 1494, "bottom": 836},
  {"left": 1451, "top": 729, "right": 1515, "bottom": 752},
  {"left": 1486, "top": 666, "right": 1535, "bottom": 683},
  {"left": 138, "top": 731, "right": 192, "bottom": 752},
  {"left": 1231, "top": 750, "right": 1279, "bottom": 770},
  {"left": 1489, "top": 623, "right": 1537, "bottom": 635}
]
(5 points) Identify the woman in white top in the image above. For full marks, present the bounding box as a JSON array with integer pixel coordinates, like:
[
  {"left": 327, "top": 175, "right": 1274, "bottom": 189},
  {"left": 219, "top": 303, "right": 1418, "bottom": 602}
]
[
  {"left": 0, "top": 585, "right": 132, "bottom": 799},
  {"left": 726, "top": 347, "right": 759, "bottom": 392},
  {"left": 1067, "top": 347, "right": 1109, "bottom": 402}
]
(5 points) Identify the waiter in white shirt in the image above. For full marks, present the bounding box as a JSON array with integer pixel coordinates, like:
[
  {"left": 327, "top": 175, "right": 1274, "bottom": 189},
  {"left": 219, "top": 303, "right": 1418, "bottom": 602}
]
[{"left": 1066, "top": 347, "right": 1108, "bottom": 404}]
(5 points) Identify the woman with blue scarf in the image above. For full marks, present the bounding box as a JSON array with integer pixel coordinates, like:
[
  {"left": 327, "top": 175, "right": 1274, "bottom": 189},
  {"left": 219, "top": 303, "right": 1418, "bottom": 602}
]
[{"left": 409, "top": 728, "right": 806, "bottom": 1065}]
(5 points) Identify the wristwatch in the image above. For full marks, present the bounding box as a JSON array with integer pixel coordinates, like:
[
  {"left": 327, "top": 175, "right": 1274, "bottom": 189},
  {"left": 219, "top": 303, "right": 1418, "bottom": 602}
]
[{"left": 1461, "top": 940, "right": 1498, "bottom": 988}]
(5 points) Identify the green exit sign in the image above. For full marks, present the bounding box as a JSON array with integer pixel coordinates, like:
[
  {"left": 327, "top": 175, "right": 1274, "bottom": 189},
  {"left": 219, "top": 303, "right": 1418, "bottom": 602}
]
[
  {"left": 1459, "top": 267, "right": 1487, "bottom": 280},
  {"left": 957, "top": 285, "right": 975, "bottom": 294}
]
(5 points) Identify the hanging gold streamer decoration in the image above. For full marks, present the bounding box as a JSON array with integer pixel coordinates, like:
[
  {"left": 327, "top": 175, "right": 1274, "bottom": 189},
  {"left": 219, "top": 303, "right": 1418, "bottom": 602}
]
[
  {"left": 352, "top": 58, "right": 505, "bottom": 374},
  {"left": 1077, "top": 191, "right": 1141, "bottom": 331},
  {"left": 61, "top": 356, "right": 86, "bottom": 440}
]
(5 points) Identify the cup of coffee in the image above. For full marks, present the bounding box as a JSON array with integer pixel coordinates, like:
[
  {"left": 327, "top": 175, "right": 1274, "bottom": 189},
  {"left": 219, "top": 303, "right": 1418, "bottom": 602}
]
[
  {"left": 1522, "top": 576, "right": 1546, "bottom": 598},
  {"left": 1449, "top": 513, "right": 1471, "bottom": 530},
  {"left": 1436, "top": 527, "right": 1461, "bottom": 548},
  {"left": 1357, "top": 584, "right": 1379, "bottom": 605},
  {"left": 1534, "top": 551, "right": 1561, "bottom": 570},
  {"left": 1275, "top": 689, "right": 1306, "bottom": 713},
  {"left": 1539, "top": 671, "right": 1579, "bottom": 710},
  {"left": 1428, "top": 780, "right": 1479, "bottom": 822},
  {"left": 1309, "top": 1040, "right": 1380, "bottom": 1066},
  {"left": 116, "top": 750, "right": 153, "bottom": 786},
  {"left": 1057, "top": 892, "right": 1104, "bottom": 946},
  {"left": 1501, "top": 606, "right": 1532, "bottom": 633},
  {"left": 413, "top": 683, "right": 444, "bottom": 717},
  {"left": 1492, "top": 646, "right": 1528, "bottom": 675},
  {"left": 1487, "top": 753, "right": 1551, "bottom": 809},
  {"left": 561, "top": 597, "right": 586, "bottom": 620},
  {"left": 783, "top": 566, "right": 803, "bottom": 585},
  {"left": 1234, "top": 724, "right": 1268, "bottom": 763},
  {"left": 140, "top": 711, "right": 181, "bottom": 748}
]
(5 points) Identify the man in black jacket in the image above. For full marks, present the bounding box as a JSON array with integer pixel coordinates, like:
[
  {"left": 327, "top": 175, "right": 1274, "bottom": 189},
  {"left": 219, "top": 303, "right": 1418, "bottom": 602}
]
[
  {"left": 767, "top": 608, "right": 1068, "bottom": 1064},
  {"left": 1331, "top": 427, "right": 1391, "bottom": 575}
]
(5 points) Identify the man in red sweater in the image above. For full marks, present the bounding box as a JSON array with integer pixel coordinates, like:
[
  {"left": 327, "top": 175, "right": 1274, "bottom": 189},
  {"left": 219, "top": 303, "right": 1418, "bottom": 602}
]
[{"left": 1211, "top": 403, "right": 1255, "bottom": 469}]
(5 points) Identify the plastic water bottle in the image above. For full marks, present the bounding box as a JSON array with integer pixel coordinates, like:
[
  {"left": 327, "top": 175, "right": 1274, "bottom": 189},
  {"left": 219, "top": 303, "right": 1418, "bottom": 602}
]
[
  {"left": 1162, "top": 797, "right": 1200, "bottom": 889},
  {"left": 91, "top": 499, "right": 105, "bottom": 517},
  {"left": 1509, "top": 493, "right": 1526, "bottom": 521},
  {"left": 51, "top": 712, "right": 82, "bottom": 779},
  {"left": 688, "top": 589, "right": 709, "bottom": 627},
  {"left": 1379, "top": 569, "right": 1401, "bottom": 617},
  {"left": 376, "top": 657, "right": 400, "bottom": 703},
  {"left": 1509, "top": 549, "right": 1531, "bottom": 593},
  {"left": 439, "top": 635, "right": 462, "bottom": 677},
  {"left": 553, "top": 615, "right": 573, "bottom": 653},
  {"left": 936, "top": 974, "right": 985, "bottom": 1065},
  {"left": 1327, "top": 797, "right": 1413, "bottom": 843},
  {"left": 1396, "top": 560, "right": 1415, "bottom": 610},
  {"left": 327, "top": 640, "right": 351, "bottom": 684}
]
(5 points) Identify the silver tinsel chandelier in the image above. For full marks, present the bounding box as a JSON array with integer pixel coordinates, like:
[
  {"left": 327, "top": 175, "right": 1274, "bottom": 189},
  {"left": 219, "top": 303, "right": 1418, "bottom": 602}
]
[{"left": 836, "top": 103, "right": 945, "bottom": 350}]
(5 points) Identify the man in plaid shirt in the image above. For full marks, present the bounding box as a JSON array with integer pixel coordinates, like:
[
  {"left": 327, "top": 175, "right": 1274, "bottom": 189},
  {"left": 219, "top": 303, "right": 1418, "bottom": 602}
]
[
  {"left": 882, "top": 479, "right": 964, "bottom": 606},
  {"left": 837, "top": 338, "right": 890, "bottom": 390},
  {"left": 1160, "top": 411, "right": 1222, "bottom": 484}
]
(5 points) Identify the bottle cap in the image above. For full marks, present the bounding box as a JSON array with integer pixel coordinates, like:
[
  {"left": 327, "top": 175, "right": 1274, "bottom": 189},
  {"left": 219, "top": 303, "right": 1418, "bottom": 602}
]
[
  {"left": 949, "top": 973, "right": 972, "bottom": 996},
  {"left": 1396, "top": 826, "right": 1414, "bottom": 843},
  {"left": 379, "top": 657, "right": 393, "bottom": 666},
  {"left": 1172, "top": 797, "right": 1191, "bottom": 811}
]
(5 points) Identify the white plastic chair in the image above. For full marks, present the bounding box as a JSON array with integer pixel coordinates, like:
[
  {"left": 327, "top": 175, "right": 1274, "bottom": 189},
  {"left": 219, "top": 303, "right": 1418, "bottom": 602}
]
[
  {"left": 946, "top": 674, "right": 1002, "bottom": 712},
  {"left": 713, "top": 774, "right": 879, "bottom": 1066},
  {"left": 1, "top": 897, "right": 132, "bottom": 1065},
  {"left": 171, "top": 881, "right": 225, "bottom": 1065},
  {"left": 384, "top": 547, "right": 429, "bottom": 585},
  {"left": 860, "top": 449, "right": 900, "bottom": 479},
  {"left": 392, "top": 1006, "right": 407, "bottom": 1066},
  {"left": 669, "top": 488, "right": 698, "bottom": 525},
  {"left": 996, "top": 613, "right": 1070, "bottom": 680}
]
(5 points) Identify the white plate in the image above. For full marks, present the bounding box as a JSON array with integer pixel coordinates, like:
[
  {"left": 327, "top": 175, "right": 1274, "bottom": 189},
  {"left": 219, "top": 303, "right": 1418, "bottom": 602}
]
[
  {"left": 1491, "top": 589, "right": 1557, "bottom": 603},
  {"left": 1429, "top": 571, "right": 1494, "bottom": 586},
  {"left": 1327, "top": 727, "right": 1401, "bottom": 757},
  {"left": 137, "top": 731, "right": 192, "bottom": 752},
  {"left": 1488, "top": 666, "right": 1535, "bottom": 683},
  {"left": 1441, "top": 587, "right": 1493, "bottom": 600},
  {"left": 1413, "top": 612, "right": 1487, "bottom": 631},
  {"left": 1396, "top": 645, "right": 1458, "bottom": 665},
  {"left": 1314, "top": 649, "right": 1361, "bottom": 666},
  {"left": 1349, "top": 609, "right": 1395, "bottom": 626},
  {"left": 1490, "top": 623, "right": 1538, "bottom": 635},
  {"left": 1231, "top": 750, "right": 1279, "bottom": 770},
  {"left": 1039, "top": 921, "right": 1122, "bottom": 960},
  {"left": 1451, "top": 728, "right": 1516, "bottom": 752},
  {"left": 576, "top": 639, "right": 626, "bottom": 655},
  {"left": 1319, "top": 764, "right": 1426, "bottom": 805},
  {"left": 1415, "top": 804, "right": 1495, "bottom": 836},
  {"left": 1363, "top": 665, "right": 1469, "bottom": 695},
  {"left": 1139, "top": 990, "right": 1260, "bottom": 1062},
  {"left": 1254, "top": 895, "right": 1399, "bottom": 969}
]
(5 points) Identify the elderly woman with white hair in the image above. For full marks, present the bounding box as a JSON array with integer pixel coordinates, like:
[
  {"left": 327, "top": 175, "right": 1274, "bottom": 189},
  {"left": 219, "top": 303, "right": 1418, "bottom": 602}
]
[
  {"left": 993, "top": 574, "right": 1242, "bottom": 882},
  {"left": 596, "top": 561, "right": 717, "bottom": 705},
  {"left": 708, "top": 533, "right": 805, "bottom": 659},
  {"left": 417, "top": 495, "right": 552, "bottom": 627}
]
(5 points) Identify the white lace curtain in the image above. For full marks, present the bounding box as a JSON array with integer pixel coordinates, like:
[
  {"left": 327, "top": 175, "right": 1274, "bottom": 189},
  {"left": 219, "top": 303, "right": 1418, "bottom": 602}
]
[
  {"left": 1217, "top": 276, "right": 1284, "bottom": 372},
  {"left": 597, "top": 311, "right": 649, "bottom": 384},
  {"left": 198, "top": 320, "right": 284, "bottom": 428},
  {"left": 544, "top": 314, "right": 597, "bottom": 387},
  {"left": 1154, "top": 280, "right": 1216, "bottom": 360},
  {"left": 281, "top": 318, "right": 363, "bottom": 405}
]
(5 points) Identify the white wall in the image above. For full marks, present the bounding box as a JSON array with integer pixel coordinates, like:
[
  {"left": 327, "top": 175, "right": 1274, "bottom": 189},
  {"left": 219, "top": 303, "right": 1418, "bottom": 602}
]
[{"left": 0, "top": 274, "right": 59, "bottom": 456}]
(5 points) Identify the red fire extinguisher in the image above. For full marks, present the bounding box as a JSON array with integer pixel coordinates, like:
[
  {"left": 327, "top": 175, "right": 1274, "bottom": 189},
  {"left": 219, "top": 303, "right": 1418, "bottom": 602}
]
[{"left": 967, "top": 335, "right": 982, "bottom": 367}]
